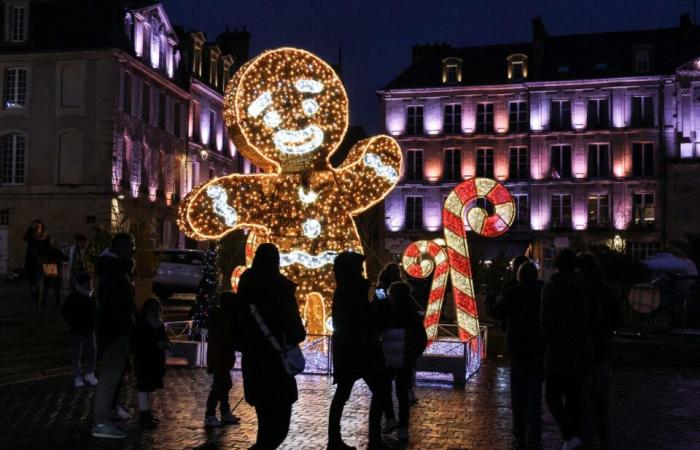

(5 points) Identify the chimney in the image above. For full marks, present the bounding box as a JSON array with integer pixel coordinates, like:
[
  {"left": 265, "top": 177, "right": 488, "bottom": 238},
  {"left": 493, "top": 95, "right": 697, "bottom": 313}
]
[
  {"left": 680, "top": 12, "right": 692, "bottom": 28},
  {"left": 532, "top": 16, "right": 547, "bottom": 42}
]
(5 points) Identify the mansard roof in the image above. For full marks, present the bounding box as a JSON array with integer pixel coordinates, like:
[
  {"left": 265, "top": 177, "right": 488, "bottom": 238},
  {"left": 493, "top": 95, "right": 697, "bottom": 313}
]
[{"left": 383, "top": 23, "right": 700, "bottom": 91}]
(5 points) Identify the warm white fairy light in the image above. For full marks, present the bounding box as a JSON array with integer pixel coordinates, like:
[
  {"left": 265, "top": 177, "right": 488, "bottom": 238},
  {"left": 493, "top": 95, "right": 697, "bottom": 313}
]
[{"left": 302, "top": 218, "right": 322, "bottom": 239}]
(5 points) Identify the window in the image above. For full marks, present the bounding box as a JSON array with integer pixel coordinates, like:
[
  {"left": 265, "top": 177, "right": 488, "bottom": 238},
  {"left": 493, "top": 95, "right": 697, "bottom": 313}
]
[
  {"left": 193, "top": 43, "right": 203, "bottom": 75},
  {"left": 551, "top": 194, "right": 572, "bottom": 229},
  {"left": 158, "top": 92, "right": 166, "bottom": 130},
  {"left": 631, "top": 96, "right": 654, "bottom": 128},
  {"left": 587, "top": 194, "right": 610, "bottom": 228},
  {"left": 406, "top": 106, "right": 424, "bottom": 135},
  {"left": 0, "top": 209, "right": 8, "bottom": 226},
  {"left": 509, "top": 146, "right": 528, "bottom": 180},
  {"left": 404, "top": 196, "right": 423, "bottom": 231},
  {"left": 443, "top": 103, "right": 462, "bottom": 134},
  {"left": 632, "top": 143, "right": 654, "bottom": 177},
  {"left": 550, "top": 144, "right": 572, "bottom": 179},
  {"left": 476, "top": 103, "right": 494, "bottom": 133},
  {"left": 550, "top": 100, "right": 571, "bottom": 130},
  {"left": 635, "top": 49, "right": 650, "bottom": 73},
  {"left": 3, "top": 67, "right": 27, "bottom": 109},
  {"left": 509, "top": 101, "right": 528, "bottom": 133},
  {"left": 209, "top": 110, "right": 217, "bottom": 149},
  {"left": 9, "top": 5, "right": 27, "bottom": 42},
  {"left": 122, "top": 72, "right": 132, "bottom": 114},
  {"left": 513, "top": 194, "right": 529, "bottom": 228},
  {"left": 587, "top": 144, "right": 610, "bottom": 178},
  {"left": 443, "top": 148, "right": 461, "bottom": 182},
  {"left": 630, "top": 241, "right": 660, "bottom": 260},
  {"left": 633, "top": 193, "right": 655, "bottom": 227},
  {"left": 507, "top": 54, "right": 528, "bottom": 79},
  {"left": 173, "top": 102, "right": 181, "bottom": 138},
  {"left": 442, "top": 57, "right": 462, "bottom": 84},
  {"left": 405, "top": 149, "right": 423, "bottom": 182},
  {"left": 142, "top": 83, "right": 150, "bottom": 124},
  {"left": 587, "top": 98, "right": 609, "bottom": 129},
  {"left": 1, "top": 133, "right": 25, "bottom": 184},
  {"left": 210, "top": 56, "right": 218, "bottom": 86},
  {"left": 476, "top": 148, "right": 494, "bottom": 178},
  {"left": 222, "top": 60, "right": 232, "bottom": 86}
]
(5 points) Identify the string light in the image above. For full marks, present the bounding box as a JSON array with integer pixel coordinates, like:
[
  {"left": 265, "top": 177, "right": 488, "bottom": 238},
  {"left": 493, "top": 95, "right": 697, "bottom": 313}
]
[{"left": 178, "top": 47, "right": 403, "bottom": 334}]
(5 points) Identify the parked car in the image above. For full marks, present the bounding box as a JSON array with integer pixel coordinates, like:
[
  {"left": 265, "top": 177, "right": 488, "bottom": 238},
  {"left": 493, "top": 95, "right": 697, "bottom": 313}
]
[{"left": 152, "top": 249, "right": 205, "bottom": 301}]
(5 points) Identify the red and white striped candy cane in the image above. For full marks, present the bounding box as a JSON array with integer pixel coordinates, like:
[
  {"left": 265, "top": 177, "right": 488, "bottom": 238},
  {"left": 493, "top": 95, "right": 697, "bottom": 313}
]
[
  {"left": 401, "top": 240, "right": 449, "bottom": 342},
  {"left": 442, "top": 178, "right": 515, "bottom": 341}
]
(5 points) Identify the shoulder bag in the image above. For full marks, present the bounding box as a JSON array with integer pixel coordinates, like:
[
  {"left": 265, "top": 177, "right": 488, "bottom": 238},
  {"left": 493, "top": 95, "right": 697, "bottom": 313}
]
[{"left": 249, "top": 304, "right": 306, "bottom": 376}]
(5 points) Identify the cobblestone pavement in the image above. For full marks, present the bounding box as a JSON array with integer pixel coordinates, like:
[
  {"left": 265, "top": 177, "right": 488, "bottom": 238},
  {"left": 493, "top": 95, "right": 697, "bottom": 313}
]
[{"left": 1, "top": 362, "right": 699, "bottom": 450}]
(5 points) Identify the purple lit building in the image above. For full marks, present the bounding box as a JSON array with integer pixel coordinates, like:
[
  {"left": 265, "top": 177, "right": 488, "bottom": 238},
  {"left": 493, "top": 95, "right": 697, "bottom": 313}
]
[{"left": 379, "top": 16, "right": 700, "bottom": 273}]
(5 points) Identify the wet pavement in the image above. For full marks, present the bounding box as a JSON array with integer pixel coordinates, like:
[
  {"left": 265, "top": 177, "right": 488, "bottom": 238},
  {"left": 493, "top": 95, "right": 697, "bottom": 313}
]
[{"left": 1, "top": 362, "right": 699, "bottom": 450}]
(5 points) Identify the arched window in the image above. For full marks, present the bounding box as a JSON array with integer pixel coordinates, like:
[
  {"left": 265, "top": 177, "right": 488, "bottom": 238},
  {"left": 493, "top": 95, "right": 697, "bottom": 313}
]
[
  {"left": 124, "top": 12, "right": 133, "bottom": 42},
  {"left": 3, "top": 67, "right": 27, "bottom": 109},
  {"left": 441, "top": 57, "right": 462, "bottom": 84},
  {"left": 507, "top": 54, "right": 528, "bottom": 80},
  {"left": 1, "top": 133, "right": 26, "bottom": 184}
]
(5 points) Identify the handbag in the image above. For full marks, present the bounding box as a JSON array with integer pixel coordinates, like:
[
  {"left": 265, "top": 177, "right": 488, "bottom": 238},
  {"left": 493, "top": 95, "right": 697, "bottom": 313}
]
[
  {"left": 249, "top": 304, "right": 306, "bottom": 376},
  {"left": 42, "top": 263, "right": 59, "bottom": 278}
]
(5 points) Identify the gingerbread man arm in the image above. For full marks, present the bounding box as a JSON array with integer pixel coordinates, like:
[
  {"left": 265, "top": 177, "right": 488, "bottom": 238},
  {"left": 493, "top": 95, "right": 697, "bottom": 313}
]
[
  {"left": 334, "top": 135, "right": 402, "bottom": 214},
  {"left": 178, "top": 174, "right": 276, "bottom": 240}
]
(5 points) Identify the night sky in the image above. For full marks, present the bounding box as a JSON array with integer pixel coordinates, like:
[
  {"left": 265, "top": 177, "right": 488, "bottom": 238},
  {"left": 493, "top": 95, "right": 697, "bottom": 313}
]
[{"left": 162, "top": 0, "right": 694, "bottom": 133}]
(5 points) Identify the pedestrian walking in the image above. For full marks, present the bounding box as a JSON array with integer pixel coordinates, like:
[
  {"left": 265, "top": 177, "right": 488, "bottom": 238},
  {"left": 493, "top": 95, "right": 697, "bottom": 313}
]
[
  {"left": 486, "top": 255, "right": 530, "bottom": 333},
  {"left": 487, "top": 262, "right": 544, "bottom": 450},
  {"left": 578, "top": 252, "right": 623, "bottom": 450},
  {"left": 541, "top": 249, "right": 597, "bottom": 450},
  {"left": 92, "top": 233, "right": 137, "bottom": 440},
  {"left": 379, "top": 281, "right": 427, "bottom": 445},
  {"left": 328, "top": 252, "right": 394, "bottom": 450},
  {"left": 204, "top": 291, "right": 242, "bottom": 428},
  {"left": 23, "top": 219, "right": 51, "bottom": 314},
  {"left": 61, "top": 272, "right": 98, "bottom": 388},
  {"left": 236, "top": 243, "right": 306, "bottom": 450},
  {"left": 132, "top": 298, "right": 171, "bottom": 429},
  {"left": 68, "top": 234, "right": 90, "bottom": 289},
  {"left": 41, "top": 239, "right": 67, "bottom": 310}
]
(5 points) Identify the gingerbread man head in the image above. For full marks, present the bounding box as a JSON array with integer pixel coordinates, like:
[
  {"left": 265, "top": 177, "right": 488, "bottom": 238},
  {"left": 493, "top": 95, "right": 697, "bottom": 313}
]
[{"left": 224, "top": 48, "right": 349, "bottom": 173}]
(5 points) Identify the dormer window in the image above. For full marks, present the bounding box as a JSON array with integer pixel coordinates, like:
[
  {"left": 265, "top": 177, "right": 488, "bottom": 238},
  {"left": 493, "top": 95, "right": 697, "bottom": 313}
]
[
  {"left": 210, "top": 55, "right": 218, "bottom": 86},
  {"left": 441, "top": 57, "right": 462, "bottom": 84},
  {"left": 558, "top": 65, "right": 570, "bottom": 73},
  {"left": 635, "top": 48, "right": 650, "bottom": 73},
  {"left": 193, "top": 42, "right": 203, "bottom": 76},
  {"left": 222, "top": 57, "right": 233, "bottom": 86},
  {"left": 594, "top": 63, "right": 607, "bottom": 71},
  {"left": 507, "top": 54, "right": 528, "bottom": 80},
  {"left": 124, "top": 13, "right": 133, "bottom": 42}
]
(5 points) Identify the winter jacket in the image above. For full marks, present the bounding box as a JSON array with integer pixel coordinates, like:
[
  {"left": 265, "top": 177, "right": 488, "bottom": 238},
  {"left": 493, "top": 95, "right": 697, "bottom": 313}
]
[
  {"left": 590, "top": 281, "right": 624, "bottom": 361},
  {"left": 23, "top": 228, "right": 51, "bottom": 284},
  {"left": 132, "top": 315, "right": 167, "bottom": 392},
  {"left": 61, "top": 291, "right": 97, "bottom": 335},
  {"left": 95, "top": 250, "right": 136, "bottom": 345},
  {"left": 488, "top": 279, "right": 545, "bottom": 360},
  {"left": 207, "top": 304, "right": 239, "bottom": 373},
  {"left": 541, "top": 272, "right": 597, "bottom": 375},
  {"left": 237, "top": 267, "right": 306, "bottom": 407},
  {"left": 380, "top": 300, "right": 428, "bottom": 370}
]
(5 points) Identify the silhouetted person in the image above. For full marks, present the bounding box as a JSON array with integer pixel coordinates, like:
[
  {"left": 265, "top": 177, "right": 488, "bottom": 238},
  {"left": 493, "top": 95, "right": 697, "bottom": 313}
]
[
  {"left": 23, "top": 219, "right": 51, "bottom": 314},
  {"left": 133, "top": 298, "right": 170, "bottom": 429},
  {"left": 61, "top": 272, "right": 98, "bottom": 388},
  {"left": 237, "top": 243, "right": 306, "bottom": 450},
  {"left": 68, "top": 233, "right": 90, "bottom": 289},
  {"left": 380, "top": 281, "right": 427, "bottom": 444},
  {"left": 578, "top": 252, "right": 623, "bottom": 450},
  {"left": 541, "top": 249, "right": 596, "bottom": 450},
  {"left": 205, "top": 291, "right": 242, "bottom": 428},
  {"left": 41, "top": 238, "right": 67, "bottom": 309},
  {"left": 328, "top": 252, "right": 391, "bottom": 450},
  {"left": 488, "top": 262, "right": 544, "bottom": 450},
  {"left": 486, "top": 255, "right": 530, "bottom": 333},
  {"left": 92, "top": 232, "right": 136, "bottom": 439}
]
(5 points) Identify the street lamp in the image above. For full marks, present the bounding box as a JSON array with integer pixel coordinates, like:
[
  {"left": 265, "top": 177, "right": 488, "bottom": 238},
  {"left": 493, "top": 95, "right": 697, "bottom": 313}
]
[{"left": 199, "top": 149, "right": 209, "bottom": 161}]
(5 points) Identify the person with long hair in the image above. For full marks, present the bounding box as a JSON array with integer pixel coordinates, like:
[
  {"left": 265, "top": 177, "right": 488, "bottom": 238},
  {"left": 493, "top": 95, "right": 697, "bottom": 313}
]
[{"left": 23, "top": 219, "right": 51, "bottom": 314}]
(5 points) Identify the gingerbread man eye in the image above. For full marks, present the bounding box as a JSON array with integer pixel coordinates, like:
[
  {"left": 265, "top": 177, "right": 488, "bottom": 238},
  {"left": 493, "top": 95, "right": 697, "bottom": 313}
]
[
  {"left": 302, "top": 99, "right": 319, "bottom": 117},
  {"left": 294, "top": 79, "right": 324, "bottom": 93},
  {"left": 263, "top": 109, "right": 282, "bottom": 128}
]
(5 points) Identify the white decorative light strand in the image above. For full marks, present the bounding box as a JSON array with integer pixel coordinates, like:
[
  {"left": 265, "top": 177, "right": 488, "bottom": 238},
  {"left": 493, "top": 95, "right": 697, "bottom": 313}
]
[
  {"left": 206, "top": 185, "right": 238, "bottom": 226},
  {"left": 302, "top": 99, "right": 319, "bottom": 116},
  {"left": 263, "top": 109, "right": 282, "bottom": 128},
  {"left": 363, "top": 153, "right": 399, "bottom": 182},
  {"left": 294, "top": 79, "right": 324, "bottom": 93},
  {"left": 279, "top": 250, "right": 339, "bottom": 269},
  {"left": 298, "top": 187, "right": 318, "bottom": 204},
  {"left": 248, "top": 91, "right": 273, "bottom": 117},
  {"left": 302, "top": 218, "right": 322, "bottom": 239},
  {"left": 273, "top": 125, "right": 324, "bottom": 154}
]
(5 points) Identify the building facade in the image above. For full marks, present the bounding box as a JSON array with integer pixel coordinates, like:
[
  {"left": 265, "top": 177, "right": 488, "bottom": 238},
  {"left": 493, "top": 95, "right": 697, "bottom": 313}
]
[
  {"left": 0, "top": 0, "right": 249, "bottom": 273},
  {"left": 379, "top": 16, "right": 700, "bottom": 273}
]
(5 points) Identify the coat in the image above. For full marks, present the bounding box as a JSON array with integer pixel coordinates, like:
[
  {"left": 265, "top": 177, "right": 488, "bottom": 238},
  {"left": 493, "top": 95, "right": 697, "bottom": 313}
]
[
  {"left": 23, "top": 228, "right": 51, "bottom": 284},
  {"left": 380, "top": 301, "right": 427, "bottom": 370},
  {"left": 207, "top": 305, "right": 238, "bottom": 373},
  {"left": 61, "top": 291, "right": 97, "bottom": 335},
  {"left": 95, "top": 250, "right": 136, "bottom": 345},
  {"left": 590, "top": 281, "right": 624, "bottom": 362},
  {"left": 132, "top": 315, "right": 167, "bottom": 392},
  {"left": 488, "top": 279, "right": 545, "bottom": 362},
  {"left": 541, "top": 272, "right": 597, "bottom": 375},
  {"left": 236, "top": 267, "right": 306, "bottom": 407}
]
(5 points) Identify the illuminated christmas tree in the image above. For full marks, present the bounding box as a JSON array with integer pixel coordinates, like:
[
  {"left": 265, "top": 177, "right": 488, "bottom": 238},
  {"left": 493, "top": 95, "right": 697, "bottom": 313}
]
[{"left": 190, "top": 243, "right": 220, "bottom": 338}]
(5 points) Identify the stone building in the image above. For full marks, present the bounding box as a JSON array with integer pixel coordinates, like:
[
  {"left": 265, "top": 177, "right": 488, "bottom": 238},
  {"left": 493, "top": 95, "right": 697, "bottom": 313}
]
[{"left": 379, "top": 16, "right": 700, "bottom": 274}]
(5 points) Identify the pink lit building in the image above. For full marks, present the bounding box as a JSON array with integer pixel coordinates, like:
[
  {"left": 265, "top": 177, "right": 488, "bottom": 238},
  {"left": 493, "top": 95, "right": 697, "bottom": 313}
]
[{"left": 379, "top": 16, "right": 700, "bottom": 271}]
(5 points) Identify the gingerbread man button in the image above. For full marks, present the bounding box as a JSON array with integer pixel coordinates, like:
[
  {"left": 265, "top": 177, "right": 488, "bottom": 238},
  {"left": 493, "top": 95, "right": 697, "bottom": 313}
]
[{"left": 178, "top": 48, "right": 402, "bottom": 334}]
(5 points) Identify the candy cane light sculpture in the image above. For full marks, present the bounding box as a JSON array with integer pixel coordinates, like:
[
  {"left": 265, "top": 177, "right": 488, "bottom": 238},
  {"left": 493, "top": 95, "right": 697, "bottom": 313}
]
[{"left": 402, "top": 177, "right": 515, "bottom": 342}]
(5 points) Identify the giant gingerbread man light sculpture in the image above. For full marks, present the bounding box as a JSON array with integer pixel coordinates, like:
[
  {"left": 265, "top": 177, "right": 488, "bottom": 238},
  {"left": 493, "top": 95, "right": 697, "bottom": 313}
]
[{"left": 178, "top": 48, "right": 402, "bottom": 334}]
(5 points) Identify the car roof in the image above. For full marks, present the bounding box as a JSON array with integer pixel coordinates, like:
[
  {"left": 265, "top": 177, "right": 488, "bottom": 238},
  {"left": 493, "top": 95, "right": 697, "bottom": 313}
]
[{"left": 154, "top": 249, "right": 205, "bottom": 255}]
